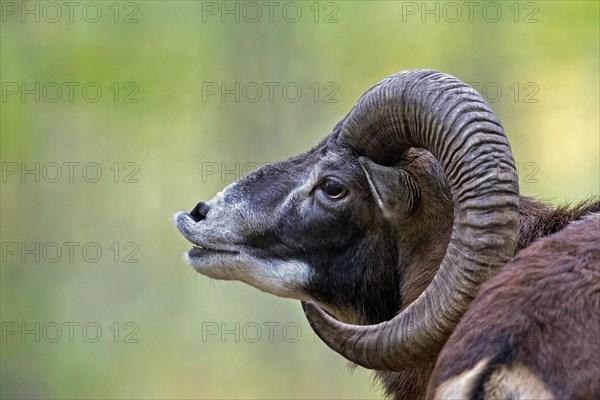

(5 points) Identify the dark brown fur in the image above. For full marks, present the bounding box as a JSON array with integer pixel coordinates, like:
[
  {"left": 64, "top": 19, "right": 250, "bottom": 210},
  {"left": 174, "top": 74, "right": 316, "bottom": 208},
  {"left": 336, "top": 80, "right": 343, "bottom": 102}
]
[
  {"left": 378, "top": 197, "right": 600, "bottom": 400},
  {"left": 517, "top": 196, "right": 600, "bottom": 251}
]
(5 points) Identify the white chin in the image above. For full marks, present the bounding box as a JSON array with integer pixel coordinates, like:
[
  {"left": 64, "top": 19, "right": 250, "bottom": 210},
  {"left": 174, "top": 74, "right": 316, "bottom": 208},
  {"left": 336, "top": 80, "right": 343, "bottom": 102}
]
[{"left": 184, "top": 252, "right": 313, "bottom": 301}]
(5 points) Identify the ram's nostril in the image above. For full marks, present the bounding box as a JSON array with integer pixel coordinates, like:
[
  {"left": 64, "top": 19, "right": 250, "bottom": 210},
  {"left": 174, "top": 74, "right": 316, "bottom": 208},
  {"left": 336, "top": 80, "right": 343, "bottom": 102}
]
[{"left": 189, "top": 201, "right": 211, "bottom": 222}]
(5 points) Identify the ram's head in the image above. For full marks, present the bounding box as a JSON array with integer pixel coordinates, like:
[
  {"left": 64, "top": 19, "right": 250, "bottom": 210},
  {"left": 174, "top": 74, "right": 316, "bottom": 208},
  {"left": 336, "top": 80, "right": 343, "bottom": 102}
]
[{"left": 175, "top": 70, "right": 520, "bottom": 371}]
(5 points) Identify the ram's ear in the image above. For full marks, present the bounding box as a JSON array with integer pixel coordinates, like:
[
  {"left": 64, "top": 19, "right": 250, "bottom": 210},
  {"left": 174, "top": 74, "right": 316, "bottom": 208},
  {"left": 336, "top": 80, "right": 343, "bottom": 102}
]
[{"left": 359, "top": 157, "right": 420, "bottom": 220}]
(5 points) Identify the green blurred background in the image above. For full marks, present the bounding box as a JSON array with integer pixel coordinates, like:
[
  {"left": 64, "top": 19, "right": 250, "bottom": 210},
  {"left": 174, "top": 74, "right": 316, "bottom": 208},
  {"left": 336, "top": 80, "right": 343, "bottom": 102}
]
[{"left": 1, "top": 1, "right": 598, "bottom": 399}]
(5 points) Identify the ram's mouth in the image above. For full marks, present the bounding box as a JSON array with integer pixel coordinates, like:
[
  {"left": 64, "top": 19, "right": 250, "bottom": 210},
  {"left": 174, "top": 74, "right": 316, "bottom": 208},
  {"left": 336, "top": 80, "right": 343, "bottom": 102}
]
[
  {"left": 188, "top": 244, "right": 239, "bottom": 258},
  {"left": 186, "top": 243, "right": 242, "bottom": 277},
  {"left": 174, "top": 212, "right": 240, "bottom": 259}
]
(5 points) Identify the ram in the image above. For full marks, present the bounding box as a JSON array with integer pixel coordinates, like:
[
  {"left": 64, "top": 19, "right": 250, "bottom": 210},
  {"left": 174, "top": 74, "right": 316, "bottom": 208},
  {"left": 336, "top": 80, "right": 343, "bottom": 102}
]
[{"left": 175, "top": 70, "right": 600, "bottom": 399}]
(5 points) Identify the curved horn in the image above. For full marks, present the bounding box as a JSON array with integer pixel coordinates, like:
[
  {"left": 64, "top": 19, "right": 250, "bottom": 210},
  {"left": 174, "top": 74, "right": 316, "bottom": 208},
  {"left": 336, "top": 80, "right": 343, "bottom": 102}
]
[{"left": 303, "top": 70, "right": 519, "bottom": 371}]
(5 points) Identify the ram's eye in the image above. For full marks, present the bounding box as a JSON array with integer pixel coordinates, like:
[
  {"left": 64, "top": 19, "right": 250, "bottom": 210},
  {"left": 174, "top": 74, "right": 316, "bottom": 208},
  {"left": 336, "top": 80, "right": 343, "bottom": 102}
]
[{"left": 320, "top": 179, "right": 348, "bottom": 199}]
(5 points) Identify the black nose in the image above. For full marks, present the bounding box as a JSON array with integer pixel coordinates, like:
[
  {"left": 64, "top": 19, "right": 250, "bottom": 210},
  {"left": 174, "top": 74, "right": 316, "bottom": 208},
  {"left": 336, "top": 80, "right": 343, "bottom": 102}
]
[{"left": 189, "top": 202, "right": 210, "bottom": 222}]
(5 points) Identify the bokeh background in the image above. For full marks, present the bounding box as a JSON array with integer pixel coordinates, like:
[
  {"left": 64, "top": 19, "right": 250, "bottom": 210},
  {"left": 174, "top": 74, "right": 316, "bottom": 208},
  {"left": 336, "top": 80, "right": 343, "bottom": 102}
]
[{"left": 1, "top": 1, "right": 598, "bottom": 399}]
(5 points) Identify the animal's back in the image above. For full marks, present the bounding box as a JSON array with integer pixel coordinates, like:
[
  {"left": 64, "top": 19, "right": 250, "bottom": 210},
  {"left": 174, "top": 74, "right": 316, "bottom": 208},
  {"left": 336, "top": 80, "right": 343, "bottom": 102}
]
[{"left": 429, "top": 213, "right": 600, "bottom": 399}]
